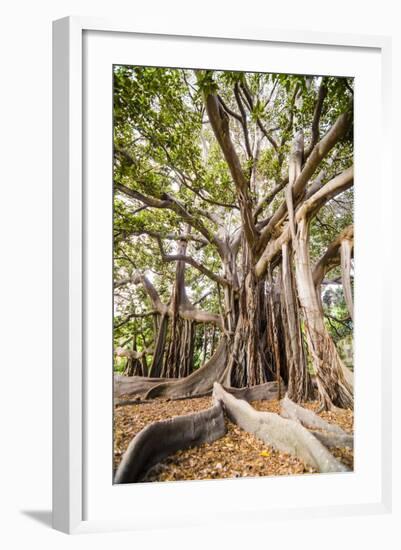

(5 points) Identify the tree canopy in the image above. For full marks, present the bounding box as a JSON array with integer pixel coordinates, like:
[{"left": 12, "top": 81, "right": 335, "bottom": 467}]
[{"left": 113, "top": 66, "right": 354, "bottom": 411}]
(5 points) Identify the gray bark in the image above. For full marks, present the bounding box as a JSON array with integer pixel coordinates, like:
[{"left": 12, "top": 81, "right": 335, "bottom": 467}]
[
  {"left": 224, "top": 381, "right": 282, "bottom": 402},
  {"left": 212, "top": 383, "right": 348, "bottom": 473},
  {"left": 280, "top": 395, "right": 353, "bottom": 448},
  {"left": 114, "top": 402, "right": 226, "bottom": 483},
  {"left": 144, "top": 338, "right": 228, "bottom": 399},
  {"left": 114, "top": 375, "right": 165, "bottom": 398},
  {"left": 341, "top": 238, "right": 354, "bottom": 321}
]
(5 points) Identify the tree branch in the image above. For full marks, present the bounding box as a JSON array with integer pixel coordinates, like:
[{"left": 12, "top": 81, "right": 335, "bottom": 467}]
[
  {"left": 304, "top": 79, "right": 327, "bottom": 159},
  {"left": 156, "top": 236, "right": 229, "bottom": 287},
  {"left": 254, "top": 177, "right": 288, "bottom": 220},
  {"left": 201, "top": 86, "right": 258, "bottom": 249},
  {"left": 120, "top": 229, "right": 209, "bottom": 246},
  {"left": 233, "top": 82, "right": 252, "bottom": 158},
  {"left": 114, "top": 310, "right": 157, "bottom": 330},
  {"left": 312, "top": 225, "right": 354, "bottom": 288},
  {"left": 255, "top": 168, "right": 354, "bottom": 277},
  {"left": 115, "top": 182, "right": 225, "bottom": 254},
  {"left": 257, "top": 109, "right": 352, "bottom": 252},
  {"left": 239, "top": 81, "right": 279, "bottom": 151}
]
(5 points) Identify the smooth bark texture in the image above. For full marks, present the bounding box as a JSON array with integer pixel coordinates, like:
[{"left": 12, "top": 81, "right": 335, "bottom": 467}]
[
  {"left": 114, "top": 339, "right": 227, "bottom": 398},
  {"left": 280, "top": 395, "right": 353, "bottom": 448},
  {"left": 212, "top": 383, "right": 348, "bottom": 473},
  {"left": 341, "top": 238, "right": 354, "bottom": 321},
  {"left": 312, "top": 225, "right": 354, "bottom": 288},
  {"left": 149, "top": 313, "right": 168, "bottom": 377},
  {"left": 255, "top": 167, "right": 354, "bottom": 278},
  {"left": 225, "top": 381, "right": 282, "bottom": 402},
  {"left": 293, "top": 216, "right": 353, "bottom": 409},
  {"left": 115, "top": 73, "right": 355, "bottom": 414},
  {"left": 309, "top": 430, "right": 353, "bottom": 449},
  {"left": 203, "top": 88, "right": 258, "bottom": 250},
  {"left": 114, "top": 402, "right": 226, "bottom": 483},
  {"left": 115, "top": 381, "right": 282, "bottom": 405},
  {"left": 131, "top": 272, "right": 223, "bottom": 329},
  {"left": 312, "top": 225, "right": 353, "bottom": 312},
  {"left": 114, "top": 375, "right": 166, "bottom": 397},
  {"left": 281, "top": 240, "right": 311, "bottom": 402},
  {"left": 257, "top": 110, "right": 352, "bottom": 252}
]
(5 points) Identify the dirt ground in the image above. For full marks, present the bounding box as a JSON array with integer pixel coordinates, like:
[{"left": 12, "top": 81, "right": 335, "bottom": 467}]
[{"left": 114, "top": 395, "right": 353, "bottom": 482}]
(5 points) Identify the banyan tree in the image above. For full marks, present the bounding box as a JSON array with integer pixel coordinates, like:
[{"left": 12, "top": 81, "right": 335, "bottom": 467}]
[{"left": 113, "top": 66, "right": 354, "bottom": 411}]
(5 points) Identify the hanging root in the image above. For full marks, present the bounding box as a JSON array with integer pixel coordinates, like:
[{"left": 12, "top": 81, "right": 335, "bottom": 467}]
[
  {"left": 144, "top": 339, "right": 228, "bottom": 399},
  {"left": 212, "top": 383, "right": 348, "bottom": 473},
  {"left": 114, "top": 402, "right": 226, "bottom": 484}
]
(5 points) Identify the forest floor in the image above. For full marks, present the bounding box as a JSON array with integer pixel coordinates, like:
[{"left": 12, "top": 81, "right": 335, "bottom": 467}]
[{"left": 114, "top": 396, "right": 353, "bottom": 482}]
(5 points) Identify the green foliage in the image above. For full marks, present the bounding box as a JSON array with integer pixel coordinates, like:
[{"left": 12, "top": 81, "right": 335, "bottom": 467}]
[
  {"left": 113, "top": 65, "right": 353, "bottom": 370},
  {"left": 322, "top": 285, "right": 353, "bottom": 351}
]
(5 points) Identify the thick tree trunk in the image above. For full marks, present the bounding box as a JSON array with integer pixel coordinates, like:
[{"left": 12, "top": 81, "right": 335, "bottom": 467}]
[
  {"left": 341, "top": 238, "right": 354, "bottom": 321},
  {"left": 224, "top": 234, "right": 282, "bottom": 388},
  {"left": 281, "top": 242, "right": 312, "bottom": 402},
  {"left": 221, "top": 247, "right": 240, "bottom": 334},
  {"left": 144, "top": 338, "right": 228, "bottom": 399},
  {"left": 153, "top": 238, "right": 196, "bottom": 379},
  {"left": 293, "top": 217, "right": 353, "bottom": 409},
  {"left": 202, "top": 325, "right": 208, "bottom": 364},
  {"left": 267, "top": 267, "right": 283, "bottom": 397},
  {"left": 163, "top": 318, "right": 195, "bottom": 378},
  {"left": 121, "top": 321, "right": 202, "bottom": 398},
  {"left": 123, "top": 334, "right": 144, "bottom": 376},
  {"left": 116, "top": 345, "right": 150, "bottom": 377},
  {"left": 149, "top": 313, "right": 168, "bottom": 377},
  {"left": 226, "top": 270, "right": 273, "bottom": 388}
]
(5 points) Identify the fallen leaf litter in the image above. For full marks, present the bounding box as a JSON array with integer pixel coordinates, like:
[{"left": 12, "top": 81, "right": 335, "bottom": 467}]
[{"left": 114, "top": 396, "right": 353, "bottom": 482}]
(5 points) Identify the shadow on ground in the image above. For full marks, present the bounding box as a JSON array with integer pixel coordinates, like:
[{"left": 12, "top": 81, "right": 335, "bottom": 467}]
[{"left": 21, "top": 510, "right": 52, "bottom": 528}]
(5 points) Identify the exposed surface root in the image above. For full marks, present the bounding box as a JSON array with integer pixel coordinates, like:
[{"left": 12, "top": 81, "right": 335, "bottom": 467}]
[
  {"left": 114, "top": 402, "right": 226, "bottom": 483},
  {"left": 212, "top": 383, "right": 348, "bottom": 473},
  {"left": 280, "top": 394, "right": 353, "bottom": 448},
  {"left": 224, "top": 381, "right": 282, "bottom": 402},
  {"left": 114, "top": 394, "right": 353, "bottom": 482},
  {"left": 144, "top": 419, "right": 316, "bottom": 481},
  {"left": 114, "top": 339, "right": 228, "bottom": 400},
  {"left": 114, "top": 375, "right": 165, "bottom": 398}
]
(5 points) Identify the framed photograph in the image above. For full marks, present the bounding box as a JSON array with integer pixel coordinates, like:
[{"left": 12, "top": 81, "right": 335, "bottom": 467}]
[{"left": 52, "top": 16, "right": 392, "bottom": 534}]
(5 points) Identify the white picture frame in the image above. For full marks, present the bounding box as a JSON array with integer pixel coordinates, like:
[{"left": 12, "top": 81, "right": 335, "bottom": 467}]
[{"left": 52, "top": 16, "right": 392, "bottom": 534}]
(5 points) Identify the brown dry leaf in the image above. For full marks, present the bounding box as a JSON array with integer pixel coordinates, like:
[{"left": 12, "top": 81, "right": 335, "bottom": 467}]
[{"left": 114, "top": 396, "right": 353, "bottom": 482}]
